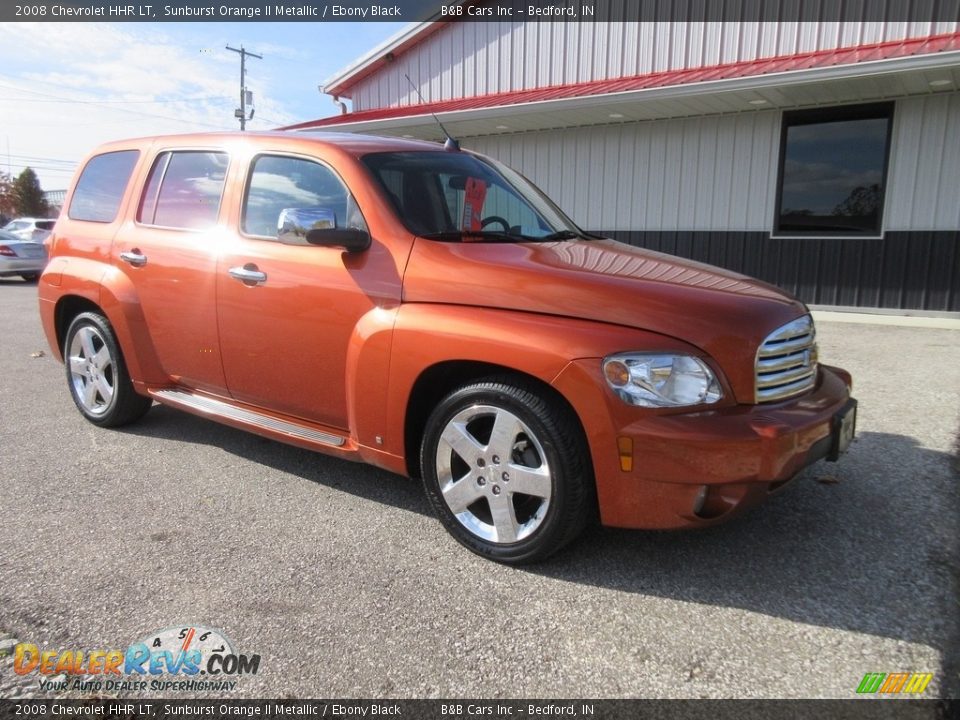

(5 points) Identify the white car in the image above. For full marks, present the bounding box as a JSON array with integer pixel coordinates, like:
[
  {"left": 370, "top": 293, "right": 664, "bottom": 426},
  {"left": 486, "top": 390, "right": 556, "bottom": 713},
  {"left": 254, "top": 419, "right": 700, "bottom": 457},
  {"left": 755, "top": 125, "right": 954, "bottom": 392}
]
[
  {"left": 0, "top": 229, "right": 48, "bottom": 281},
  {"left": 2, "top": 217, "right": 56, "bottom": 243}
]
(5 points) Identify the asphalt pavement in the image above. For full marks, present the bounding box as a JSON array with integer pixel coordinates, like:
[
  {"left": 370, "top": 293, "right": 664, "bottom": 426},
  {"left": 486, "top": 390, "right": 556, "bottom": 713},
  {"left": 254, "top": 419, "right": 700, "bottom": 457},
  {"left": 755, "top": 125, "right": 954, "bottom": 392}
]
[{"left": 0, "top": 277, "right": 957, "bottom": 700}]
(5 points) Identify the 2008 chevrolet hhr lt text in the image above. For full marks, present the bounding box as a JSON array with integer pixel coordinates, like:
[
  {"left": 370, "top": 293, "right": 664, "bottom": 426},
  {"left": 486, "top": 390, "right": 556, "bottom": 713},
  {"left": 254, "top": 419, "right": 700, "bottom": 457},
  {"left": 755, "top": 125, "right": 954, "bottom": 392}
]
[{"left": 39, "top": 132, "right": 857, "bottom": 564}]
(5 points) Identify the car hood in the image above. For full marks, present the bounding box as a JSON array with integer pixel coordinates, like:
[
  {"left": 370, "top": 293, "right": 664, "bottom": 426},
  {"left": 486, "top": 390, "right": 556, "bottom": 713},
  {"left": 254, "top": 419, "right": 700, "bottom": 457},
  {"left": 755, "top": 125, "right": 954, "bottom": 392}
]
[{"left": 402, "top": 237, "right": 808, "bottom": 399}]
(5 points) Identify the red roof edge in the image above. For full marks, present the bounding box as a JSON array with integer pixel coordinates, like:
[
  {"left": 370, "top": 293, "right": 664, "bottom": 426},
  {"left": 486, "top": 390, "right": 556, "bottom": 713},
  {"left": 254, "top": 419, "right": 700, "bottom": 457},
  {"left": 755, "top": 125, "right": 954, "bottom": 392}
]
[{"left": 285, "top": 31, "right": 960, "bottom": 131}]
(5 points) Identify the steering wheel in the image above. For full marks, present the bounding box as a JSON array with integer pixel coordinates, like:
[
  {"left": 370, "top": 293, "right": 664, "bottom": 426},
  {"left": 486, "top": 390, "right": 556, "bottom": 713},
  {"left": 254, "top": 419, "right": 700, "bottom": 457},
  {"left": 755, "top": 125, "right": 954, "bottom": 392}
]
[{"left": 480, "top": 215, "right": 510, "bottom": 232}]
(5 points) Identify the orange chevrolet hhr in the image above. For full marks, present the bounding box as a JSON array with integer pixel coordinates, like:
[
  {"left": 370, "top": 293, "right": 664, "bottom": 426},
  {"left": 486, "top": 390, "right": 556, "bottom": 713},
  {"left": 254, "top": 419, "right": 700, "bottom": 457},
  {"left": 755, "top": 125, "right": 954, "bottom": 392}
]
[{"left": 39, "top": 131, "right": 856, "bottom": 563}]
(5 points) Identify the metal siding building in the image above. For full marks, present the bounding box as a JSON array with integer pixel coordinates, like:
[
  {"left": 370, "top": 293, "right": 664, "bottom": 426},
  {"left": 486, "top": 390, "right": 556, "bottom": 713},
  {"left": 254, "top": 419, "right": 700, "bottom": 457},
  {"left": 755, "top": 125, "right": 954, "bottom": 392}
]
[{"left": 291, "top": 12, "right": 960, "bottom": 311}]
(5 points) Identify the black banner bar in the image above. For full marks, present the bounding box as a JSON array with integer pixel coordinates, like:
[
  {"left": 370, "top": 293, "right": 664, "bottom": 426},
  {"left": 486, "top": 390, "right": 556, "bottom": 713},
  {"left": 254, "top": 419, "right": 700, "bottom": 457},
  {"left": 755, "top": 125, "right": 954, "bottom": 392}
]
[
  {"left": 0, "top": 700, "right": 957, "bottom": 720},
  {"left": 3, "top": 0, "right": 960, "bottom": 23}
]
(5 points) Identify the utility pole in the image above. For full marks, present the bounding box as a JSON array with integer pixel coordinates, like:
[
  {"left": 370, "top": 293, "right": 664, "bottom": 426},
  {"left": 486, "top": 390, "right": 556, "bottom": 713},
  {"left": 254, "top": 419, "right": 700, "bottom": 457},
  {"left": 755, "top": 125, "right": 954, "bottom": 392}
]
[{"left": 225, "top": 44, "right": 262, "bottom": 131}]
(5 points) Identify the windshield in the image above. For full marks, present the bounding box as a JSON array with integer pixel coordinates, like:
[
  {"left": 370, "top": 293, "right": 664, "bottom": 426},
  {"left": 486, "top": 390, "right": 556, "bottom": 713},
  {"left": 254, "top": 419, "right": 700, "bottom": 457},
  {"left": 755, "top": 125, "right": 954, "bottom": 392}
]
[
  {"left": 4, "top": 220, "right": 29, "bottom": 231},
  {"left": 361, "top": 151, "right": 584, "bottom": 241}
]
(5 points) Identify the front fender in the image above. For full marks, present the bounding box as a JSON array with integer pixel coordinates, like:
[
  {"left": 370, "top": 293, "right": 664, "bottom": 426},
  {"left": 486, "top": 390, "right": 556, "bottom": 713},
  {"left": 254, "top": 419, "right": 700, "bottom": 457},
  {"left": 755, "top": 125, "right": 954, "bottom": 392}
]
[{"left": 380, "top": 303, "right": 701, "bottom": 459}]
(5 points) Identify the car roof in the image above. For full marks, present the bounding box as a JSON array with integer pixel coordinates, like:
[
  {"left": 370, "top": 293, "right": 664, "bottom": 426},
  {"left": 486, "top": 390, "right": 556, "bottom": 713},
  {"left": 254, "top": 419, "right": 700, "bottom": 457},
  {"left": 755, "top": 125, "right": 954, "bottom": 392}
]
[{"left": 88, "top": 130, "right": 449, "bottom": 158}]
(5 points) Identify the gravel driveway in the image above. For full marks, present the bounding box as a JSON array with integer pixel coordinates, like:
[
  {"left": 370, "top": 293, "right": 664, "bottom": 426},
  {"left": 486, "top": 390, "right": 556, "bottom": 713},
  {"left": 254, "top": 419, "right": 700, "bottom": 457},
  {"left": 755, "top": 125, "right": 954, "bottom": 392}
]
[{"left": 1, "top": 278, "right": 957, "bottom": 700}]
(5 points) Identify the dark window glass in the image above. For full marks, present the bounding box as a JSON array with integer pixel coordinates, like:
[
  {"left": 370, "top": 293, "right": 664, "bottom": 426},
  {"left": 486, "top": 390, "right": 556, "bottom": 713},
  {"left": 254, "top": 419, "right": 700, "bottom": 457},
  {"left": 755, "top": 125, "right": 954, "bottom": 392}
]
[
  {"left": 242, "top": 155, "right": 364, "bottom": 239},
  {"left": 68, "top": 150, "right": 139, "bottom": 223},
  {"left": 138, "top": 151, "right": 228, "bottom": 230},
  {"left": 361, "top": 152, "right": 577, "bottom": 240},
  {"left": 776, "top": 103, "right": 893, "bottom": 236}
]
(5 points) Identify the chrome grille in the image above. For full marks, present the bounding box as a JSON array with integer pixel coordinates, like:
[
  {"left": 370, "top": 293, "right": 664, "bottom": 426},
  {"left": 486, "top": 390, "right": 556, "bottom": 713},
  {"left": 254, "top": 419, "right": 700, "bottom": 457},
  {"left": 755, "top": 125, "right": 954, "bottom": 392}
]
[{"left": 755, "top": 315, "right": 818, "bottom": 403}]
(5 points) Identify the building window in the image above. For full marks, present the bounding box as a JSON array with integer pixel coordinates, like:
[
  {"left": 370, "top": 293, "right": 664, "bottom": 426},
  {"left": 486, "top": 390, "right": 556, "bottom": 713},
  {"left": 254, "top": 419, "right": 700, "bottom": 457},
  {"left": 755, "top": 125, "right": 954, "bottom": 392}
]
[{"left": 775, "top": 103, "right": 893, "bottom": 236}]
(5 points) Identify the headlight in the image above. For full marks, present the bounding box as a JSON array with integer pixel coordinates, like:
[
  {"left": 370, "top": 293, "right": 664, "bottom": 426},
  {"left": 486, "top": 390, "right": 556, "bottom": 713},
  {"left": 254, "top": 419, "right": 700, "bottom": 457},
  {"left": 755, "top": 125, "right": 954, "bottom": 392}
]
[{"left": 602, "top": 353, "right": 723, "bottom": 408}]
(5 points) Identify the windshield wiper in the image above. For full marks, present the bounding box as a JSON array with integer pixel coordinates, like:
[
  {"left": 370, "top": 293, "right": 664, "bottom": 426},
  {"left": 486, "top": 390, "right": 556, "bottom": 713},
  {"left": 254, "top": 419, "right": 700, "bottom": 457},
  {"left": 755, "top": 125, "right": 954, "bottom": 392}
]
[
  {"left": 420, "top": 230, "right": 538, "bottom": 242},
  {"left": 540, "top": 229, "right": 606, "bottom": 241},
  {"left": 539, "top": 230, "right": 582, "bottom": 241}
]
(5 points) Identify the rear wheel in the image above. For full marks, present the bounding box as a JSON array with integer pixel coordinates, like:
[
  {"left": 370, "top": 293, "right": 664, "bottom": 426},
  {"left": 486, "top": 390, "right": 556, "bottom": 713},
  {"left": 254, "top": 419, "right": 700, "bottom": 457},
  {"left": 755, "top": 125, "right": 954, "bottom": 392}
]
[
  {"left": 421, "top": 379, "right": 594, "bottom": 564},
  {"left": 64, "top": 312, "right": 152, "bottom": 427}
]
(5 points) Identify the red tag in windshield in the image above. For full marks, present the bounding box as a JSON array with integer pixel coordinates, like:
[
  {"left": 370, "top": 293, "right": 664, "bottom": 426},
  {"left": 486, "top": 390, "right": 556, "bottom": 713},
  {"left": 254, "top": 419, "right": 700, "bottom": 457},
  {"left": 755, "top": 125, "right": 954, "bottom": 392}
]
[{"left": 462, "top": 177, "right": 487, "bottom": 232}]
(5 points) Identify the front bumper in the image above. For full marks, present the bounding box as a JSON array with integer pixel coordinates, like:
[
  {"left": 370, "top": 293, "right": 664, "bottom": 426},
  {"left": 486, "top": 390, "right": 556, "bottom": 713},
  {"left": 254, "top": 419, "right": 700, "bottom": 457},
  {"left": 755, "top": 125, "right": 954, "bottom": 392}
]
[{"left": 552, "top": 362, "right": 855, "bottom": 529}]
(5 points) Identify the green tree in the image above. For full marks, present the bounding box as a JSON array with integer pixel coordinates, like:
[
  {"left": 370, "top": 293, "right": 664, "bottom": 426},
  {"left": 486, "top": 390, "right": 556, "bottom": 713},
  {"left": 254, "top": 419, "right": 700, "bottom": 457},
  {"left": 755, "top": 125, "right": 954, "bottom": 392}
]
[
  {"left": 0, "top": 171, "right": 16, "bottom": 223},
  {"left": 12, "top": 167, "right": 49, "bottom": 217}
]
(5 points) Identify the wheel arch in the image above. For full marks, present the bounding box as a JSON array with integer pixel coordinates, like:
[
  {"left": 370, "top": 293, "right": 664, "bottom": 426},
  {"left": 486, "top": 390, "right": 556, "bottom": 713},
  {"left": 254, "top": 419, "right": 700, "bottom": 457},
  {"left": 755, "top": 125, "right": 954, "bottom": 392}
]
[
  {"left": 54, "top": 295, "right": 103, "bottom": 356},
  {"left": 402, "top": 360, "right": 592, "bottom": 481},
  {"left": 386, "top": 303, "right": 683, "bottom": 482},
  {"left": 51, "top": 281, "right": 167, "bottom": 388}
]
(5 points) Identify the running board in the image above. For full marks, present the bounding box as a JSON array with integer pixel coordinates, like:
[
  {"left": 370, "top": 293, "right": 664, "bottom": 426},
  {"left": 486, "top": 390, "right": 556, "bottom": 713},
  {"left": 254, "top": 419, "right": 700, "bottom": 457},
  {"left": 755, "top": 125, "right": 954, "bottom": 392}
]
[{"left": 150, "top": 389, "right": 346, "bottom": 448}]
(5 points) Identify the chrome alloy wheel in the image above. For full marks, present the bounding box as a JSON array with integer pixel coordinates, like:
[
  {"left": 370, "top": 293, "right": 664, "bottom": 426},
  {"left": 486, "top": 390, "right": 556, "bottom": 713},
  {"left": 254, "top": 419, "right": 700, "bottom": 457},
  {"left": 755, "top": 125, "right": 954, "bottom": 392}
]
[
  {"left": 68, "top": 325, "right": 115, "bottom": 416},
  {"left": 435, "top": 404, "right": 552, "bottom": 544}
]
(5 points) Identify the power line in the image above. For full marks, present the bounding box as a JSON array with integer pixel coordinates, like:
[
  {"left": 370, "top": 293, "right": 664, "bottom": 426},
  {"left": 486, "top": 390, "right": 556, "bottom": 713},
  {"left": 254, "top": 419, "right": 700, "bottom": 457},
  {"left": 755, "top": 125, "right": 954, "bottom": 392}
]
[
  {"left": 1, "top": 82, "right": 293, "bottom": 132},
  {"left": 4, "top": 167, "right": 76, "bottom": 176},
  {"left": 6, "top": 162, "right": 76, "bottom": 170},
  {"left": 0, "top": 83, "right": 234, "bottom": 130},
  {"left": 6, "top": 154, "right": 79, "bottom": 165},
  {"left": 0, "top": 95, "right": 231, "bottom": 105},
  {"left": 250, "top": 115, "right": 285, "bottom": 127}
]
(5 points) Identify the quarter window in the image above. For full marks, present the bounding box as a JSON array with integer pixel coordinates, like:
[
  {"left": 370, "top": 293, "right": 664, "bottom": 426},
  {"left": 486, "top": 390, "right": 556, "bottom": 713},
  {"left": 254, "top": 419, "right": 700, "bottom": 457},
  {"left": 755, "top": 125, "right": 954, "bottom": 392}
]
[
  {"left": 242, "top": 155, "right": 364, "bottom": 240},
  {"left": 68, "top": 150, "right": 140, "bottom": 223},
  {"left": 775, "top": 103, "right": 893, "bottom": 236},
  {"left": 138, "top": 151, "right": 228, "bottom": 230}
]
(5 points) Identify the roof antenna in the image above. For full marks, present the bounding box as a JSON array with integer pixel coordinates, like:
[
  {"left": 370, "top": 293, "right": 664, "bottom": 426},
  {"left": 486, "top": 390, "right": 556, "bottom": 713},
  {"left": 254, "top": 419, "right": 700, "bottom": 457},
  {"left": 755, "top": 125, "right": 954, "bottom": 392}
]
[{"left": 405, "top": 73, "right": 459, "bottom": 151}]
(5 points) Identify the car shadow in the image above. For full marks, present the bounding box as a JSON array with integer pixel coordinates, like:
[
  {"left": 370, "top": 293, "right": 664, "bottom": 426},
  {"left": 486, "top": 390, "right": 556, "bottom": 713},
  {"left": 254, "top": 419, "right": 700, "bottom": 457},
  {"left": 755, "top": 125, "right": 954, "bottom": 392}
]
[
  {"left": 121, "top": 404, "right": 433, "bottom": 517},
  {"left": 531, "top": 431, "right": 960, "bottom": 693},
  {"left": 121, "top": 410, "right": 959, "bottom": 688}
]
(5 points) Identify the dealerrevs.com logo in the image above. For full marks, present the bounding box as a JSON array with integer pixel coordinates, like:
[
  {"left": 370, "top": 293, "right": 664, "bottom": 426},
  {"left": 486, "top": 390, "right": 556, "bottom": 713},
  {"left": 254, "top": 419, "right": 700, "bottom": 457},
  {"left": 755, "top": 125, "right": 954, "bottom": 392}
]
[{"left": 13, "top": 625, "right": 260, "bottom": 693}]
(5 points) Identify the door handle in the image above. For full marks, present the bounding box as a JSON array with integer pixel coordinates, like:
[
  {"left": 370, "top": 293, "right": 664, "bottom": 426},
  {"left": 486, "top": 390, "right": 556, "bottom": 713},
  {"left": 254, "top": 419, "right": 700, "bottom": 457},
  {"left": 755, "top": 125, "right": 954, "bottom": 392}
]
[
  {"left": 228, "top": 264, "right": 267, "bottom": 286},
  {"left": 119, "top": 250, "right": 147, "bottom": 267}
]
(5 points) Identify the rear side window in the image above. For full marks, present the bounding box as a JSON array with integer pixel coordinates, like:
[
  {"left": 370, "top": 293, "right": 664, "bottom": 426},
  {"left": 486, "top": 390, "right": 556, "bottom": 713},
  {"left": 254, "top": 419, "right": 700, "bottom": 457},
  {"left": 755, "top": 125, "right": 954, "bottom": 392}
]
[
  {"left": 138, "top": 151, "right": 228, "bottom": 230},
  {"left": 68, "top": 150, "right": 140, "bottom": 223}
]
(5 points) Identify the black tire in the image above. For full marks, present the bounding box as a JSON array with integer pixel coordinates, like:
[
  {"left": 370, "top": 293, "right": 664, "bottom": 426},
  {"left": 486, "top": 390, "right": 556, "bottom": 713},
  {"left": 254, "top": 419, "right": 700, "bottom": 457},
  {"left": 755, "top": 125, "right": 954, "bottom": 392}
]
[
  {"left": 420, "top": 378, "right": 594, "bottom": 564},
  {"left": 20, "top": 273, "right": 38, "bottom": 282},
  {"left": 64, "top": 312, "right": 152, "bottom": 427}
]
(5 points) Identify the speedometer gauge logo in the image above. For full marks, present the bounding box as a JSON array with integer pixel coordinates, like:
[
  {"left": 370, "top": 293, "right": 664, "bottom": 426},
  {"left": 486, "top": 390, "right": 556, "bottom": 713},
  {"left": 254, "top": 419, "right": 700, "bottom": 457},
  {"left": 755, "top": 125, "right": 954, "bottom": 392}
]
[
  {"left": 125, "top": 624, "right": 259, "bottom": 677},
  {"left": 140, "top": 626, "right": 234, "bottom": 661}
]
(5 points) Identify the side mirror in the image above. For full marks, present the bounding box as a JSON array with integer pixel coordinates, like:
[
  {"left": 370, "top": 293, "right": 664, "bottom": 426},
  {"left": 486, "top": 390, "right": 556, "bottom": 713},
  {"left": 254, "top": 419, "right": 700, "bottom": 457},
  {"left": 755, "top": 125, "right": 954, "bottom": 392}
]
[
  {"left": 305, "top": 227, "right": 371, "bottom": 253},
  {"left": 277, "top": 207, "right": 335, "bottom": 244}
]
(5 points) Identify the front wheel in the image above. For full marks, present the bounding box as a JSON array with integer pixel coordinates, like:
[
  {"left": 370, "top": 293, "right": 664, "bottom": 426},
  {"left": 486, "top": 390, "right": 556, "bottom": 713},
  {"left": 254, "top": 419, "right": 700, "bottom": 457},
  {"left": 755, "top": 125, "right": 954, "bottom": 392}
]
[
  {"left": 420, "top": 379, "right": 594, "bottom": 564},
  {"left": 64, "top": 312, "right": 152, "bottom": 427}
]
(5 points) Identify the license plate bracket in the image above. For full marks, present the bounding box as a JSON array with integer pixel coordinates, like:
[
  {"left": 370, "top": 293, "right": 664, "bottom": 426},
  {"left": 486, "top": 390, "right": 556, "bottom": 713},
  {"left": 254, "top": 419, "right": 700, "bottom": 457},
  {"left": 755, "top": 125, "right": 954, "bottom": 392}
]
[{"left": 828, "top": 398, "right": 857, "bottom": 461}]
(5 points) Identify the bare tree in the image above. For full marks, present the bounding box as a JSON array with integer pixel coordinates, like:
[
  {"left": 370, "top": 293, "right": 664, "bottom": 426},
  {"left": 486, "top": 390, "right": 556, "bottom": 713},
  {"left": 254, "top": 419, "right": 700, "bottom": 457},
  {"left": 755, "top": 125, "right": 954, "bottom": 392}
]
[{"left": 833, "top": 184, "right": 880, "bottom": 218}]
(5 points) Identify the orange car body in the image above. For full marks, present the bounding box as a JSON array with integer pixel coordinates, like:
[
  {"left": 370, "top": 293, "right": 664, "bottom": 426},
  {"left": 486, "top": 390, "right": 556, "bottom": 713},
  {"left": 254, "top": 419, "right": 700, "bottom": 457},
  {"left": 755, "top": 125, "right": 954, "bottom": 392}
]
[{"left": 39, "top": 132, "right": 855, "bottom": 531}]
